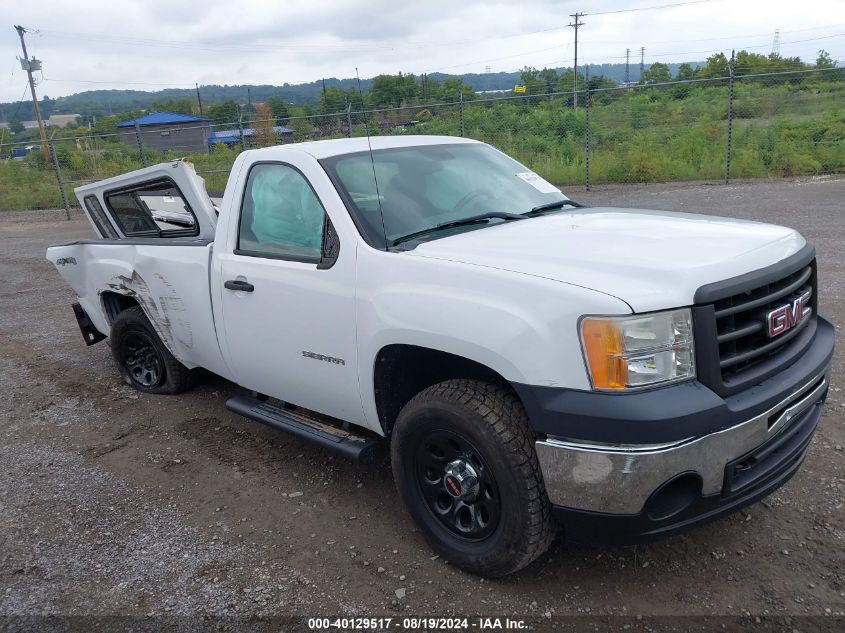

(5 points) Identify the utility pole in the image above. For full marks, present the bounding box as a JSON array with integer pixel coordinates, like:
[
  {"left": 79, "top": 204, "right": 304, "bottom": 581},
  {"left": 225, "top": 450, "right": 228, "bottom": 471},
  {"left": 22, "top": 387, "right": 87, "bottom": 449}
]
[
  {"left": 569, "top": 12, "right": 585, "bottom": 108},
  {"left": 195, "top": 83, "right": 203, "bottom": 115},
  {"left": 13, "top": 25, "right": 49, "bottom": 165},
  {"left": 625, "top": 48, "right": 631, "bottom": 84},
  {"left": 640, "top": 47, "right": 646, "bottom": 81}
]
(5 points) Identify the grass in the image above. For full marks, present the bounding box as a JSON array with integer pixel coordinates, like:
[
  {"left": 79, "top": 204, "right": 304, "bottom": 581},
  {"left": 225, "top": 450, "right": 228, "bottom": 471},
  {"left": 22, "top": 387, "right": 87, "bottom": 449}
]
[{"left": 2, "top": 76, "right": 843, "bottom": 211}]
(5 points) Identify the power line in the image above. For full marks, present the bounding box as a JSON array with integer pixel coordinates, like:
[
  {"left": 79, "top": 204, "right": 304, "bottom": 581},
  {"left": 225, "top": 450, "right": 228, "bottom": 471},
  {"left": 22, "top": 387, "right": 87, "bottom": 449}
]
[
  {"left": 581, "top": 22, "right": 845, "bottom": 47},
  {"left": 21, "top": 24, "right": 845, "bottom": 100},
  {"left": 576, "top": 31, "right": 845, "bottom": 64},
  {"left": 5, "top": 81, "right": 31, "bottom": 124},
  {"left": 422, "top": 44, "right": 565, "bottom": 74},
  {"left": 42, "top": 77, "right": 194, "bottom": 87},
  {"left": 38, "top": 19, "right": 845, "bottom": 59},
  {"left": 587, "top": 0, "right": 719, "bottom": 16},
  {"left": 36, "top": 24, "right": 576, "bottom": 56}
]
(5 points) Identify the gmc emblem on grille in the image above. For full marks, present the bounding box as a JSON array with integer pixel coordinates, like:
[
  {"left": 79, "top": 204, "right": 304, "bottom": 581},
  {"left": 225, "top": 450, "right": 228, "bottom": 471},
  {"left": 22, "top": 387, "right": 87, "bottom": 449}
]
[{"left": 766, "top": 290, "right": 812, "bottom": 338}]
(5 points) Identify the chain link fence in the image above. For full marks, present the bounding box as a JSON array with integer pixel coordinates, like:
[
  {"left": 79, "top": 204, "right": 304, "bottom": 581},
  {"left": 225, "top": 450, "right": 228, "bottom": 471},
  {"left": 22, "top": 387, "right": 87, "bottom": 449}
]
[{"left": 1, "top": 67, "right": 843, "bottom": 214}]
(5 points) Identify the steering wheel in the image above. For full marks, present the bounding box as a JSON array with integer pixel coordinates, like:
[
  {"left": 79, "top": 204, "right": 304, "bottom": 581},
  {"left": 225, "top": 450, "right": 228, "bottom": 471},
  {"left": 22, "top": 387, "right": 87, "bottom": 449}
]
[{"left": 454, "top": 189, "right": 495, "bottom": 214}]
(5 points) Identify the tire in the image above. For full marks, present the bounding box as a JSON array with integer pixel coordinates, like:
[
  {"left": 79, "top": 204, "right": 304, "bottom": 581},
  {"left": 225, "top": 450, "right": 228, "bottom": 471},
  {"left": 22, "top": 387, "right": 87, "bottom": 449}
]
[
  {"left": 110, "top": 306, "right": 192, "bottom": 395},
  {"left": 391, "top": 379, "right": 555, "bottom": 577}
]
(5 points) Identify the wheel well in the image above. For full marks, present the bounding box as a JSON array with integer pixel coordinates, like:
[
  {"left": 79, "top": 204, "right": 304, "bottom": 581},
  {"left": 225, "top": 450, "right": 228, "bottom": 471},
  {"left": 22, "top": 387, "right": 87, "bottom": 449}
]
[
  {"left": 374, "top": 344, "right": 518, "bottom": 435},
  {"left": 101, "top": 291, "right": 140, "bottom": 324}
]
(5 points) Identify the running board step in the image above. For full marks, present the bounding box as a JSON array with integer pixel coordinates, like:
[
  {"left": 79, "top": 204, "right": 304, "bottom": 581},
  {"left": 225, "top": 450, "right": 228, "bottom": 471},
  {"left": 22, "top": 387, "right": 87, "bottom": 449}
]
[{"left": 226, "top": 395, "right": 381, "bottom": 463}]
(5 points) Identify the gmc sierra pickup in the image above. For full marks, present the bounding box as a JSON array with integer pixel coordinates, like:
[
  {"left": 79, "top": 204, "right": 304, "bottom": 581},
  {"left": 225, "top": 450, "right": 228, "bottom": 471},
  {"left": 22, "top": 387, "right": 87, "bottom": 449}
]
[{"left": 47, "top": 136, "right": 834, "bottom": 577}]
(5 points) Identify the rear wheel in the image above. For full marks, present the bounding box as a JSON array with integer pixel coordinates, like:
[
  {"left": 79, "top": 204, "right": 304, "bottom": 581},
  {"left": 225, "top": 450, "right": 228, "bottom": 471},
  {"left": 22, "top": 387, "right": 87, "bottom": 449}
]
[
  {"left": 110, "top": 307, "right": 192, "bottom": 394},
  {"left": 391, "top": 379, "right": 555, "bottom": 577}
]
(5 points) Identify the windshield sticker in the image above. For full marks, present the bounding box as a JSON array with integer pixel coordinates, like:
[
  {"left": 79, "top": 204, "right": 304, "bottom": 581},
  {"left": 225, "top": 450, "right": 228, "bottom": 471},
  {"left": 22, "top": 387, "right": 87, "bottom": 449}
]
[{"left": 515, "top": 171, "right": 560, "bottom": 194}]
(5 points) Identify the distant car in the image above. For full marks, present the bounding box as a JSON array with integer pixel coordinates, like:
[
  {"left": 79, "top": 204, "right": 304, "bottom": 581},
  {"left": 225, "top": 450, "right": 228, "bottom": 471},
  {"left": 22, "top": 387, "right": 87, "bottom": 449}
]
[{"left": 47, "top": 136, "right": 834, "bottom": 576}]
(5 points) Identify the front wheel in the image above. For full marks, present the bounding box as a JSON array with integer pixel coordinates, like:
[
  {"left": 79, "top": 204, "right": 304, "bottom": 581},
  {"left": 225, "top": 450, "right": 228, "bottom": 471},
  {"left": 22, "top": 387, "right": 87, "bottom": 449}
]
[{"left": 391, "top": 379, "right": 555, "bottom": 577}]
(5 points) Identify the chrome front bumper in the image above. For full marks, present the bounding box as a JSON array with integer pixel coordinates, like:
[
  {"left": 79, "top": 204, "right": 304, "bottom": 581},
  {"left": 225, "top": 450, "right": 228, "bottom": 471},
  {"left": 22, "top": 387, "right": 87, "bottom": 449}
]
[{"left": 535, "top": 371, "right": 829, "bottom": 515}]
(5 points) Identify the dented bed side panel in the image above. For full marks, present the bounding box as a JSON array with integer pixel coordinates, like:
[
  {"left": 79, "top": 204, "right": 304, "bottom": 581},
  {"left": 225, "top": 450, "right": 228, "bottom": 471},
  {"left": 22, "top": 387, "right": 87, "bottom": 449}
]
[{"left": 46, "top": 241, "right": 232, "bottom": 380}]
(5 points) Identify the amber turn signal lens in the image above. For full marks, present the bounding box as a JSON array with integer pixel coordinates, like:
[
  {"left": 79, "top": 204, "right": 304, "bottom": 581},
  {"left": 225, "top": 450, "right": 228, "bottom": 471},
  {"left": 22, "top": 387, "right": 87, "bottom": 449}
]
[{"left": 581, "top": 319, "right": 627, "bottom": 390}]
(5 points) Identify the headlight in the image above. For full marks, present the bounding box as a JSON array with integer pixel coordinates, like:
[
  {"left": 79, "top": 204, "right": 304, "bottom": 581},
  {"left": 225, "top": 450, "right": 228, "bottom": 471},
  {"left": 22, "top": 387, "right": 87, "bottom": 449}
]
[{"left": 580, "top": 308, "right": 695, "bottom": 390}]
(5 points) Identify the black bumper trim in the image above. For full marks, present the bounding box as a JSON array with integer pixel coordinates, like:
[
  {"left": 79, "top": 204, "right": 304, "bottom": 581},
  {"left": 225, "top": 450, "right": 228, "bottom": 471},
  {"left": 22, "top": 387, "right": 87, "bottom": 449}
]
[
  {"left": 72, "top": 302, "right": 106, "bottom": 346},
  {"left": 512, "top": 314, "right": 834, "bottom": 445}
]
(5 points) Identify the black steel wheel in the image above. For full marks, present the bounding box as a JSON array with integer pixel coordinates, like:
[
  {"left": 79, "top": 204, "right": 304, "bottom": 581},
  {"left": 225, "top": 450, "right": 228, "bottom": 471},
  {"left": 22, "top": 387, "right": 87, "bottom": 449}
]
[
  {"left": 110, "top": 306, "right": 192, "bottom": 395},
  {"left": 119, "top": 330, "right": 164, "bottom": 389},
  {"left": 391, "top": 379, "right": 555, "bottom": 577},
  {"left": 415, "top": 430, "right": 500, "bottom": 541}
]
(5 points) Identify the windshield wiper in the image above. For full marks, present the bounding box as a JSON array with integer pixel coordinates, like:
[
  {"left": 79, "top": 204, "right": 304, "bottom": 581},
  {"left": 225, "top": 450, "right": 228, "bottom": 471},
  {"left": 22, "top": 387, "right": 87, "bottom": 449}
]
[
  {"left": 524, "top": 199, "right": 585, "bottom": 217},
  {"left": 391, "top": 211, "right": 526, "bottom": 246}
]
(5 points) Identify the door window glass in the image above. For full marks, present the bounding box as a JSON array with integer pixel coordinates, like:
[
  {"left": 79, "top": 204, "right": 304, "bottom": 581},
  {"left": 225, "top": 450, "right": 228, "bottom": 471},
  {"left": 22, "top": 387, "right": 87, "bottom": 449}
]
[
  {"left": 83, "top": 195, "right": 118, "bottom": 239},
  {"left": 104, "top": 180, "right": 198, "bottom": 237},
  {"left": 238, "top": 164, "right": 325, "bottom": 261}
]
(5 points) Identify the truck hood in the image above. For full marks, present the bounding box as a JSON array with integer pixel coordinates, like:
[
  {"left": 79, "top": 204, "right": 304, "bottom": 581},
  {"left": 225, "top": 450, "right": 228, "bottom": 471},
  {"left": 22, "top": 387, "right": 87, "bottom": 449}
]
[{"left": 408, "top": 207, "right": 806, "bottom": 312}]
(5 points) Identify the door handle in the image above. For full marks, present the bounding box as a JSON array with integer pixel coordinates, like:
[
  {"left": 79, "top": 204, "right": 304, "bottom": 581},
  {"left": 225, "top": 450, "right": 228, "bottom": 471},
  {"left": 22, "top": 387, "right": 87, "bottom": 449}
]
[{"left": 224, "top": 279, "right": 255, "bottom": 292}]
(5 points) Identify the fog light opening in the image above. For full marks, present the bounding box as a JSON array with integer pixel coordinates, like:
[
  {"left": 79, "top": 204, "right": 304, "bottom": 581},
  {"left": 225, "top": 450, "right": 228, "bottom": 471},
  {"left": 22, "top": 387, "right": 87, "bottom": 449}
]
[{"left": 645, "top": 472, "right": 702, "bottom": 521}]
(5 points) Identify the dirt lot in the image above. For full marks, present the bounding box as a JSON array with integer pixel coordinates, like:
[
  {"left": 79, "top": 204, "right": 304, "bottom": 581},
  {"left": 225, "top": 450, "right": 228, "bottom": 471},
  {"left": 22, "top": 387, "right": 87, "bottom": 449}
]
[{"left": 0, "top": 176, "right": 843, "bottom": 629}]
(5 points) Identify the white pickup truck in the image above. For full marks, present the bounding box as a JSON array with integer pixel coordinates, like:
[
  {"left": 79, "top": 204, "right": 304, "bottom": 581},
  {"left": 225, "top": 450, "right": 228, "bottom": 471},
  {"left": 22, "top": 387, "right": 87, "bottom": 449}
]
[{"left": 47, "top": 136, "right": 834, "bottom": 576}]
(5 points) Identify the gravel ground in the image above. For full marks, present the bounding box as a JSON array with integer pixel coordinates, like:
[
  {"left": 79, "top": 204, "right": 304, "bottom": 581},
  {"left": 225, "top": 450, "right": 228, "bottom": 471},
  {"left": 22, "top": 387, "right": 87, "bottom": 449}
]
[{"left": 0, "top": 176, "right": 843, "bottom": 630}]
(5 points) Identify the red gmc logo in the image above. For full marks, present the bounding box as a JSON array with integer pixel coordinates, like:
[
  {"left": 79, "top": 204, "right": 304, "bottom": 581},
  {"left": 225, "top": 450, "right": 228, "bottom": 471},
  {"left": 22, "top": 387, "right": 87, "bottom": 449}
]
[{"left": 766, "top": 290, "right": 812, "bottom": 338}]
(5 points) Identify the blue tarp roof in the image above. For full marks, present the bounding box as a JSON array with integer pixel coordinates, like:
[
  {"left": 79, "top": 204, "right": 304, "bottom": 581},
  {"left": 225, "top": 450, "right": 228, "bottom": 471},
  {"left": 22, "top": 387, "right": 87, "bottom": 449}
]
[
  {"left": 208, "top": 126, "right": 294, "bottom": 145},
  {"left": 117, "top": 111, "right": 211, "bottom": 128},
  {"left": 11, "top": 146, "right": 34, "bottom": 158}
]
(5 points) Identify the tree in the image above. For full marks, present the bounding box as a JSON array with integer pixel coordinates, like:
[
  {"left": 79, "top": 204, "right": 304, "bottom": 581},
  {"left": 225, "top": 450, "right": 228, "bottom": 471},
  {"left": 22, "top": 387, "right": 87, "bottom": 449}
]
[
  {"left": 671, "top": 63, "right": 696, "bottom": 99},
  {"left": 266, "top": 96, "right": 289, "bottom": 123},
  {"left": 699, "top": 52, "right": 730, "bottom": 78},
  {"left": 319, "top": 86, "right": 346, "bottom": 115},
  {"left": 675, "top": 63, "right": 696, "bottom": 81},
  {"left": 251, "top": 103, "right": 277, "bottom": 147},
  {"left": 438, "top": 78, "right": 475, "bottom": 103},
  {"left": 9, "top": 119, "right": 24, "bottom": 134},
  {"left": 344, "top": 88, "right": 366, "bottom": 124},
  {"left": 369, "top": 73, "right": 419, "bottom": 107},
  {"left": 585, "top": 74, "right": 619, "bottom": 104},
  {"left": 519, "top": 67, "right": 546, "bottom": 96},
  {"left": 766, "top": 53, "right": 806, "bottom": 73},
  {"left": 538, "top": 68, "right": 559, "bottom": 94},
  {"left": 816, "top": 49, "right": 836, "bottom": 69},
  {"left": 40, "top": 95, "right": 55, "bottom": 118},
  {"left": 640, "top": 62, "right": 671, "bottom": 84},
  {"left": 150, "top": 98, "right": 195, "bottom": 114},
  {"left": 735, "top": 51, "right": 771, "bottom": 75},
  {"left": 555, "top": 69, "right": 585, "bottom": 93},
  {"left": 206, "top": 100, "right": 240, "bottom": 125}
]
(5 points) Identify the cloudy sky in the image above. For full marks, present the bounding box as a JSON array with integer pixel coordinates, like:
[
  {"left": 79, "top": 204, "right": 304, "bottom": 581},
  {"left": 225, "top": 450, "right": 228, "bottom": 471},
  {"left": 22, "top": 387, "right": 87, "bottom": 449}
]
[{"left": 2, "top": 0, "right": 843, "bottom": 102}]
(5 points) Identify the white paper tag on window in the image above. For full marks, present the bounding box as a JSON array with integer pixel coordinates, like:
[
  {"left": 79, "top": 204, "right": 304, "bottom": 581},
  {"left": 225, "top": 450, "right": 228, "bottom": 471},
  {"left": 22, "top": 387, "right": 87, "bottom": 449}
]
[{"left": 516, "top": 171, "right": 560, "bottom": 194}]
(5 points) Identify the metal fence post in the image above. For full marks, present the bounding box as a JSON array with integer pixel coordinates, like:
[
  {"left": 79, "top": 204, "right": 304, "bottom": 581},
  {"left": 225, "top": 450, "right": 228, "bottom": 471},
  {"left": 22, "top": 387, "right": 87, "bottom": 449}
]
[
  {"left": 724, "top": 50, "right": 736, "bottom": 184},
  {"left": 584, "top": 87, "right": 592, "bottom": 192},
  {"left": 347, "top": 103, "right": 353, "bottom": 138},
  {"left": 48, "top": 138, "right": 72, "bottom": 221},
  {"left": 133, "top": 120, "right": 148, "bottom": 168},
  {"left": 238, "top": 107, "right": 247, "bottom": 151},
  {"left": 459, "top": 92, "right": 465, "bottom": 137}
]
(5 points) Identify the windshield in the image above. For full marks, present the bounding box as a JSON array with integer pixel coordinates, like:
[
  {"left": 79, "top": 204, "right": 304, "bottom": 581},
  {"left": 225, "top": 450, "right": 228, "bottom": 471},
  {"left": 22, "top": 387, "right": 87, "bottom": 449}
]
[{"left": 322, "top": 143, "right": 568, "bottom": 245}]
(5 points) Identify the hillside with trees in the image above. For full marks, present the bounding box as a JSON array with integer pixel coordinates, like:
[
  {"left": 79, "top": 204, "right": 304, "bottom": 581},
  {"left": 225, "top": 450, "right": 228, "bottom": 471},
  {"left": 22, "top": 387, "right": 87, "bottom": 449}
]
[{"left": 1, "top": 50, "right": 841, "bottom": 211}]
